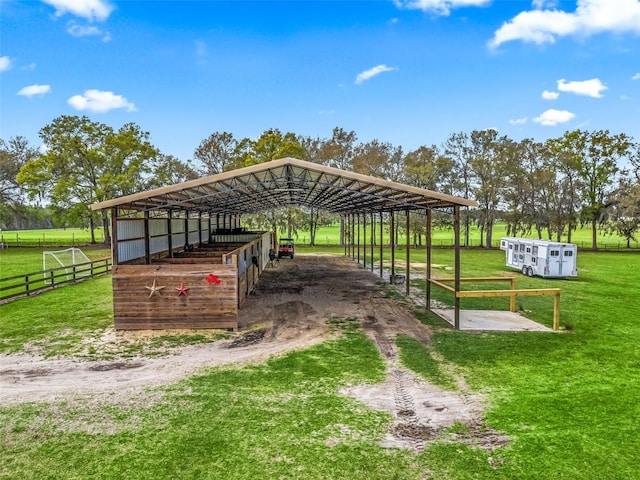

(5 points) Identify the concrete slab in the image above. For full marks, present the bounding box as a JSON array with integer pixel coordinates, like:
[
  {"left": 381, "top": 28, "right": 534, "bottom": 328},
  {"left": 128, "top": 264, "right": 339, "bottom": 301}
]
[{"left": 433, "top": 309, "right": 553, "bottom": 332}]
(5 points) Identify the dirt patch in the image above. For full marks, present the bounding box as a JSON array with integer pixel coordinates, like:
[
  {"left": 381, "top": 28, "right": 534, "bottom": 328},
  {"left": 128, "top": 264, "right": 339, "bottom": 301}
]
[{"left": 0, "top": 254, "right": 504, "bottom": 452}]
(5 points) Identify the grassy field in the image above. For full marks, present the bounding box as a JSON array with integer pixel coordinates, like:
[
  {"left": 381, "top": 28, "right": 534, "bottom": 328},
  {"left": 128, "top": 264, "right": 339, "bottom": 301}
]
[
  {"left": 0, "top": 246, "right": 111, "bottom": 279},
  {"left": 1, "top": 248, "right": 639, "bottom": 478},
  {"left": 2, "top": 221, "right": 637, "bottom": 250}
]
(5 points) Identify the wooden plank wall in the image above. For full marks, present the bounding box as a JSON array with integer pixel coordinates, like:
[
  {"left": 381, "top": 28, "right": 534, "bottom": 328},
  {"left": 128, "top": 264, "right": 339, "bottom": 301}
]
[{"left": 112, "top": 263, "right": 238, "bottom": 330}]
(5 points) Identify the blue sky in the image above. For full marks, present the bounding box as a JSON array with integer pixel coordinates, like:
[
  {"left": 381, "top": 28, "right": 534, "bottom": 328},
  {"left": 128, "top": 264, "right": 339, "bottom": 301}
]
[{"left": 1, "top": 0, "right": 639, "bottom": 161}]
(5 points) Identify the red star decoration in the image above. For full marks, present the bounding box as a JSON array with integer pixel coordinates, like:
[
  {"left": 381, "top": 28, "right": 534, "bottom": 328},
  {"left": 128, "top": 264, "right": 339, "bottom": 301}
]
[
  {"left": 176, "top": 283, "right": 190, "bottom": 296},
  {"left": 205, "top": 273, "right": 221, "bottom": 285}
]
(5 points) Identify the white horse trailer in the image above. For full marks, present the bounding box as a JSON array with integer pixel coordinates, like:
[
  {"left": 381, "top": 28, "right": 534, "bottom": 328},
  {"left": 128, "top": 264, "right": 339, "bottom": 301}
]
[{"left": 500, "top": 237, "right": 578, "bottom": 278}]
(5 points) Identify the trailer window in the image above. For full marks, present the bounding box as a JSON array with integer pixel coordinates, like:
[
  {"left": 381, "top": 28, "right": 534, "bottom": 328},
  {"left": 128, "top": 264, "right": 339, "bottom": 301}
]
[
  {"left": 532, "top": 246, "right": 538, "bottom": 255},
  {"left": 564, "top": 251, "right": 573, "bottom": 257},
  {"left": 550, "top": 250, "right": 559, "bottom": 257},
  {"left": 520, "top": 244, "right": 525, "bottom": 252},
  {"left": 532, "top": 257, "right": 537, "bottom": 264},
  {"left": 526, "top": 247, "right": 531, "bottom": 253}
]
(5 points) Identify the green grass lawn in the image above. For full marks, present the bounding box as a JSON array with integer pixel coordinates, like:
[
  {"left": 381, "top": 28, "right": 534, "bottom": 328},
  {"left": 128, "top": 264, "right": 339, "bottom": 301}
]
[
  {"left": 3, "top": 222, "right": 637, "bottom": 250},
  {"left": 1, "top": 250, "right": 639, "bottom": 478}
]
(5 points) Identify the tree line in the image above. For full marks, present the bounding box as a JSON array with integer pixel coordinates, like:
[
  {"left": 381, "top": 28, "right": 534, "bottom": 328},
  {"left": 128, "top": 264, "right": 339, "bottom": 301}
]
[{"left": 1, "top": 115, "right": 639, "bottom": 249}]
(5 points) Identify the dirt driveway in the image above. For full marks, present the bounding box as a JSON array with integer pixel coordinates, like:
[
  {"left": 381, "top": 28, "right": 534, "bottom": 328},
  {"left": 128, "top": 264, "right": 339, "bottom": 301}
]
[{"left": 0, "top": 254, "right": 505, "bottom": 451}]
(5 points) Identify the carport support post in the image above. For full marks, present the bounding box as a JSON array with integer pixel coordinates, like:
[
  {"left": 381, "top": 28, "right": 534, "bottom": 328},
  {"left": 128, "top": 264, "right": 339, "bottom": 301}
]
[
  {"left": 357, "top": 213, "right": 361, "bottom": 264},
  {"left": 111, "top": 207, "right": 119, "bottom": 265},
  {"left": 351, "top": 213, "right": 356, "bottom": 260},
  {"left": 406, "top": 209, "right": 410, "bottom": 296},
  {"left": 370, "top": 212, "right": 374, "bottom": 272},
  {"left": 363, "top": 213, "right": 367, "bottom": 269},
  {"left": 454, "top": 205, "right": 461, "bottom": 330},
  {"left": 390, "top": 210, "right": 395, "bottom": 283},
  {"left": 426, "top": 208, "right": 432, "bottom": 311},
  {"left": 167, "top": 210, "right": 173, "bottom": 258},
  {"left": 379, "top": 211, "right": 383, "bottom": 278},
  {"left": 144, "top": 210, "right": 151, "bottom": 265}
]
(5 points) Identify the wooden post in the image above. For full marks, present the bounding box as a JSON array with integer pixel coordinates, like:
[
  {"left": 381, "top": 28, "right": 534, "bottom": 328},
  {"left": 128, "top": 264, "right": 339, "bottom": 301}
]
[
  {"left": 553, "top": 293, "right": 560, "bottom": 331},
  {"left": 198, "top": 211, "right": 203, "bottom": 246},
  {"left": 390, "top": 210, "right": 395, "bottom": 284},
  {"left": 111, "top": 207, "right": 119, "bottom": 266},
  {"left": 426, "top": 208, "right": 432, "bottom": 311},
  {"left": 167, "top": 210, "right": 173, "bottom": 258},
  {"left": 379, "top": 211, "right": 383, "bottom": 278},
  {"left": 144, "top": 210, "right": 151, "bottom": 265},
  {"left": 184, "top": 213, "right": 189, "bottom": 248},
  {"left": 405, "top": 209, "right": 410, "bottom": 296},
  {"left": 454, "top": 205, "right": 461, "bottom": 330},
  {"left": 510, "top": 277, "right": 517, "bottom": 312}
]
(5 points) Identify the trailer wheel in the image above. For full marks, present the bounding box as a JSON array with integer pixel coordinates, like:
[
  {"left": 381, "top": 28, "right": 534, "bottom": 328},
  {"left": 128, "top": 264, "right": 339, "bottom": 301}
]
[
  {"left": 522, "top": 265, "right": 528, "bottom": 275},
  {"left": 527, "top": 267, "right": 534, "bottom": 277}
]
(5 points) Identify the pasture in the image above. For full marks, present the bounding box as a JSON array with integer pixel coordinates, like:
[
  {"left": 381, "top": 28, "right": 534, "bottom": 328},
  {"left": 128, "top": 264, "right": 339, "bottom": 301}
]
[{"left": 0, "top": 247, "right": 639, "bottom": 479}]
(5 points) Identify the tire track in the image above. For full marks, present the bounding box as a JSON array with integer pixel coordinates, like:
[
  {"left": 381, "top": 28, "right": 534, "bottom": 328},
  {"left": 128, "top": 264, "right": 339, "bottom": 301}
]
[{"left": 364, "top": 316, "right": 426, "bottom": 452}]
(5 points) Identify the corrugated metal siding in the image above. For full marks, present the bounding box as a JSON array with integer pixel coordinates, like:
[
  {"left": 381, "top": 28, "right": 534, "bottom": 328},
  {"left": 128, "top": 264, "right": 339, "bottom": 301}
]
[
  {"left": 171, "top": 233, "right": 186, "bottom": 248},
  {"left": 118, "top": 239, "right": 145, "bottom": 262},
  {"left": 171, "top": 219, "right": 185, "bottom": 234},
  {"left": 150, "top": 236, "right": 169, "bottom": 254},
  {"left": 150, "top": 219, "right": 168, "bottom": 236},
  {"left": 117, "top": 219, "right": 144, "bottom": 240}
]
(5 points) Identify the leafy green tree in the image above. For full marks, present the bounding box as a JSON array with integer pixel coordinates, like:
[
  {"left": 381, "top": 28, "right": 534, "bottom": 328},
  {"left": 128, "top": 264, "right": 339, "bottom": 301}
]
[
  {"left": 444, "top": 131, "right": 475, "bottom": 246},
  {"left": 606, "top": 179, "right": 640, "bottom": 248},
  {"left": 403, "top": 145, "right": 455, "bottom": 193},
  {"left": 468, "top": 129, "right": 509, "bottom": 248},
  {"left": 0, "top": 136, "right": 38, "bottom": 227},
  {"left": 352, "top": 139, "right": 403, "bottom": 181},
  {"left": 320, "top": 127, "right": 357, "bottom": 170},
  {"left": 193, "top": 131, "right": 242, "bottom": 174},
  {"left": 246, "top": 128, "right": 305, "bottom": 166},
  {"left": 550, "top": 130, "right": 632, "bottom": 250},
  {"left": 17, "top": 115, "right": 159, "bottom": 244},
  {"left": 146, "top": 154, "right": 199, "bottom": 188}
]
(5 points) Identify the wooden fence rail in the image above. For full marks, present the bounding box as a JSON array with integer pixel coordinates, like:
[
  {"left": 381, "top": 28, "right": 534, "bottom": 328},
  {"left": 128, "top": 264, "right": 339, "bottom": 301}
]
[
  {"left": 430, "top": 276, "right": 561, "bottom": 331},
  {"left": 0, "top": 258, "right": 112, "bottom": 302}
]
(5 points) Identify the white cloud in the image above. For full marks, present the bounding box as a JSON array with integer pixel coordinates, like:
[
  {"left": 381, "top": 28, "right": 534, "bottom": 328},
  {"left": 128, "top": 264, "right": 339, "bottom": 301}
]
[
  {"left": 489, "top": 0, "right": 640, "bottom": 48},
  {"left": 633, "top": 72, "right": 640, "bottom": 80},
  {"left": 355, "top": 64, "right": 396, "bottom": 85},
  {"left": 21, "top": 62, "right": 37, "bottom": 71},
  {"left": 394, "top": 0, "right": 490, "bottom": 16},
  {"left": 67, "top": 22, "right": 101, "bottom": 37},
  {"left": 534, "top": 108, "right": 576, "bottom": 126},
  {"left": 0, "top": 56, "right": 11, "bottom": 72},
  {"left": 509, "top": 117, "right": 528, "bottom": 125},
  {"left": 542, "top": 90, "right": 560, "bottom": 100},
  {"left": 68, "top": 89, "right": 137, "bottom": 113},
  {"left": 620, "top": 94, "right": 630, "bottom": 100},
  {"left": 42, "top": 0, "right": 114, "bottom": 22},
  {"left": 557, "top": 78, "right": 607, "bottom": 98},
  {"left": 18, "top": 84, "right": 52, "bottom": 97},
  {"left": 532, "top": 0, "right": 559, "bottom": 9}
]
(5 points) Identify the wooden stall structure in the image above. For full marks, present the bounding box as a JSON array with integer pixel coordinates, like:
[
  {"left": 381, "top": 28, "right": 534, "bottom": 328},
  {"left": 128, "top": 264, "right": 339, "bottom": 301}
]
[
  {"left": 109, "top": 213, "right": 271, "bottom": 330},
  {"left": 93, "top": 158, "right": 477, "bottom": 331}
]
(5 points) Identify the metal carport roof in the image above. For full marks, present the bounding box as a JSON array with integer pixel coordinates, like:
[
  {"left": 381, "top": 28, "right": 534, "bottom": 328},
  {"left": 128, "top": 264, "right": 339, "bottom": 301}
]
[{"left": 91, "top": 157, "right": 477, "bottom": 215}]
